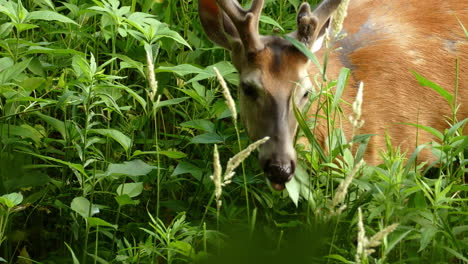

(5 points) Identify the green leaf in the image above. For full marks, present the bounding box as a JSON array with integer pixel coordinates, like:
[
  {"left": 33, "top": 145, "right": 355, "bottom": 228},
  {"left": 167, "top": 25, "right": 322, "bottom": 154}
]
[
  {"left": 156, "top": 64, "right": 204, "bottom": 76},
  {"left": 457, "top": 17, "right": 468, "bottom": 39},
  {"left": 24, "top": 46, "right": 84, "bottom": 56},
  {"left": 171, "top": 161, "right": 203, "bottom": 180},
  {"left": 27, "top": 10, "right": 78, "bottom": 25},
  {"left": 71, "top": 197, "right": 99, "bottom": 218},
  {"left": 155, "top": 26, "right": 191, "bottom": 49},
  {"left": 443, "top": 246, "right": 468, "bottom": 262},
  {"left": 0, "top": 58, "right": 32, "bottom": 85},
  {"left": 0, "top": 22, "right": 13, "bottom": 38},
  {"left": 72, "top": 54, "right": 91, "bottom": 80},
  {"left": 191, "top": 132, "right": 224, "bottom": 144},
  {"left": 0, "top": 124, "right": 42, "bottom": 144},
  {"left": 116, "top": 182, "right": 143, "bottom": 198},
  {"left": 324, "top": 254, "right": 353, "bottom": 263},
  {"left": 285, "top": 170, "right": 301, "bottom": 207},
  {"left": 113, "top": 54, "right": 145, "bottom": 76},
  {"left": 65, "top": 243, "right": 80, "bottom": 264},
  {"left": 0, "top": 57, "right": 14, "bottom": 72},
  {"left": 13, "top": 23, "right": 38, "bottom": 34},
  {"left": 105, "top": 159, "right": 155, "bottom": 177},
  {"left": 4, "top": 171, "right": 51, "bottom": 191},
  {"left": 0, "top": 192, "right": 23, "bottom": 208},
  {"left": 332, "top": 67, "right": 350, "bottom": 110},
  {"left": 412, "top": 70, "right": 453, "bottom": 104},
  {"left": 89, "top": 129, "right": 132, "bottom": 151},
  {"left": 401, "top": 123, "right": 444, "bottom": 140},
  {"left": 110, "top": 84, "right": 147, "bottom": 110},
  {"left": 169, "top": 241, "right": 194, "bottom": 257},
  {"left": 34, "top": 112, "right": 66, "bottom": 139},
  {"left": 285, "top": 36, "right": 322, "bottom": 75},
  {"left": 419, "top": 226, "right": 437, "bottom": 251},
  {"left": 404, "top": 144, "right": 429, "bottom": 176},
  {"left": 292, "top": 91, "right": 328, "bottom": 162},
  {"left": 260, "top": 15, "right": 284, "bottom": 31},
  {"left": 24, "top": 152, "right": 87, "bottom": 177},
  {"left": 385, "top": 230, "right": 412, "bottom": 255},
  {"left": 155, "top": 97, "right": 189, "bottom": 109},
  {"left": 115, "top": 194, "right": 140, "bottom": 207},
  {"left": 87, "top": 217, "right": 117, "bottom": 229},
  {"left": 181, "top": 119, "right": 215, "bottom": 132},
  {"left": 187, "top": 61, "right": 236, "bottom": 83},
  {"left": 445, "top": 118, "right": 468, "bottom": 139},
  {"left": 158, "top": 150, "right": 187, "bottom": 159}
]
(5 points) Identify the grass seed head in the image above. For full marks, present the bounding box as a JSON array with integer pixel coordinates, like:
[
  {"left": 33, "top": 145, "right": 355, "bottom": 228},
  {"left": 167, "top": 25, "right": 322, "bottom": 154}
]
[
  {"left": 331, "top": 160, "right": 364, "bottom": 213},
  {"left": 349, "top": 81, "right": 365, "bottom": 129},
  {"left": 356, "top": 207, "right": 399, "bottom": 262},
  {"left": 210, "top": 144, "right": 223, "bottom": 201},
  {"left": 356, "top": 207, "right": 367, "bottom": 263},
  {"left": 223, "top": 137, "right": 270, "bottom": 185},
  {"left": 331, "top": 0, "right": 350, "bottom": 38},
  {"left": 214, "top": 67, "right": 237, "bottom": 122},
  {"left": 146, "top": 49, "right": 158, "bottom": 101},
  {"left": 368, "top": 223, "right": 399, "bottom": 248}
]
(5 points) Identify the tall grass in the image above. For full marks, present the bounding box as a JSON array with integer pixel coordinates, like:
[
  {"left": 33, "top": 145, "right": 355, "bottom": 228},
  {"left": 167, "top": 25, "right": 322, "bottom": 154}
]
[{"left": 0, "top": 0, "right": 466, "bottom": 263}]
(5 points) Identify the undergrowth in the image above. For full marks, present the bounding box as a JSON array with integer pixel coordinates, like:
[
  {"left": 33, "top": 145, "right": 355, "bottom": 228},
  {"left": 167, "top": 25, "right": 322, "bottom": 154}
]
[{"left": 0, "top": 0, "right": 466, "bottom": 263}]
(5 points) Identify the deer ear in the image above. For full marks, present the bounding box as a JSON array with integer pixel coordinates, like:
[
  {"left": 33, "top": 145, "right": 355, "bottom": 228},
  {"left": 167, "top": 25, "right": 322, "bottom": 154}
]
[
  {"left": 294, "top": 1, "right": 339, "bottom": 53},
  {"left": 295, "top": 3, "right": 319, "bottom": 49},
  {"left": 198, "top": 0, "right": 239, "bottom": 50}
]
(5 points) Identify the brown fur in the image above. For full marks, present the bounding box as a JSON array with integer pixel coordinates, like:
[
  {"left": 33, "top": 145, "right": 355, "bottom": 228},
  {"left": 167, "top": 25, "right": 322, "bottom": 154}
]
[{"left": 310, "top": 0, "right": 468, "bottom": 164}]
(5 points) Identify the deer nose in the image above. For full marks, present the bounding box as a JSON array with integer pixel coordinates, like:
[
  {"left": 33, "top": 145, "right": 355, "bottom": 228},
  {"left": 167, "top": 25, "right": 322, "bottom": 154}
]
[{"left": 264, "top": 159, "right": 295, "bottom": 191}]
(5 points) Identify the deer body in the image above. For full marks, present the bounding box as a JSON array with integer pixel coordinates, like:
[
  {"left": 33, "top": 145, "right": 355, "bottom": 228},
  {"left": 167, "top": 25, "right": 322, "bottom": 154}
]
[
  {"left": 314, "top": 0, "right": 468, "bottom": 165},
  {"left": 199, "top": 0, "right": 468, "bottom": 190}
]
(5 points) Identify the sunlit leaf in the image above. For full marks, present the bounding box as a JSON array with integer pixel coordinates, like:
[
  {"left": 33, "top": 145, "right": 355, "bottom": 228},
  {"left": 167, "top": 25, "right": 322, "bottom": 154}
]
[
  {"left": 87, "top": 217, "right": 117, "bottom": 229},
  {"left": 0, "top": 58, "right": 32, "bottom": 85},
  {"left": 116, "top": 182, "right": 143, "bottom": 198},
  {"left": 412, "top": 70, "right": 453, "bottom": 105},
  {"left": 28, "top": 10, "right": 78, "bottom": 25},
  {"left": 105, "top": 159, "right": 155, "bottom": 177},
  {"left": 71, "top": 196, "right": 99, "bottom": 218},
  {"left": 115, "top": 194, "right": 140, "bottom": 207},
  {"left": 0, "top": 192, "right": 23, "bottom": 208},
  {"left": 89, "top": 129, "right": 132, "bottom": 151},
  {"left": 156, "top": 64, "right": 204, "bottom": 76},
  {"left": 260, "top": 15, "right": 284, "bottom": 31}
]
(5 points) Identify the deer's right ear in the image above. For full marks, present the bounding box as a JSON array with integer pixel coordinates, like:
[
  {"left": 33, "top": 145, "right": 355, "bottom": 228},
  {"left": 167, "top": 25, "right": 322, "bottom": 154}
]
[{"left": 198, "top": 0, "right": 239, "bottom": 50}]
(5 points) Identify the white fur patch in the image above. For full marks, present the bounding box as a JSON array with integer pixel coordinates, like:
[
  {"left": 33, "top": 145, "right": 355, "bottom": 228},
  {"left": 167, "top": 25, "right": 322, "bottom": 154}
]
[
  {"left": 312, "top": 35, "right": 325, "bottom": 53},
  {"left": 241, "top": 68, "right": 263, "bottom": 89},
  {"left": 299, "top": 65, "right": 314, "bottom": 93}
]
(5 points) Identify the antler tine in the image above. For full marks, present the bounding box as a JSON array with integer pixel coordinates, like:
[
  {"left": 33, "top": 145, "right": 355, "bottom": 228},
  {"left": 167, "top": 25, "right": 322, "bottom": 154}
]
[{"left": 216, "top": 0, "right": 265, "bottom": 53}]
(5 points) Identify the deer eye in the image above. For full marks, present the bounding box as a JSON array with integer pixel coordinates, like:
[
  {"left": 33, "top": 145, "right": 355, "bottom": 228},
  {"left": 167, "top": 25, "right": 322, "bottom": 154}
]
[
  {"left": 302, "top": 90, "right": 310, "bottom": 99},
  {"left": 241, "top": 83, "right": 258, "bottom": 99}
]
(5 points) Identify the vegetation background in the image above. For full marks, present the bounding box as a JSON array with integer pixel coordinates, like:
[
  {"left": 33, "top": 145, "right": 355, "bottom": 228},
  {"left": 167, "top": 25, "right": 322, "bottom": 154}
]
[{"left": 0, "top": 0, "right": 466, "bottom": 263}]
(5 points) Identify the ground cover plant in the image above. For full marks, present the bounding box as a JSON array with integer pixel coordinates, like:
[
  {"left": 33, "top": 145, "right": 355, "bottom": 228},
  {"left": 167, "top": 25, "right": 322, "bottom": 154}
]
[{"left": 0, "top": 0, "right": 467, "bottom": 263}]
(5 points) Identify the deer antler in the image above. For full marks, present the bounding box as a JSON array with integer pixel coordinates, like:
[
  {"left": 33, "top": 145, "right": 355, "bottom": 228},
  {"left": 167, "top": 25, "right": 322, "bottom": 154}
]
[{"left": 216, "top": 0, "right": 265, "bottom": 53}]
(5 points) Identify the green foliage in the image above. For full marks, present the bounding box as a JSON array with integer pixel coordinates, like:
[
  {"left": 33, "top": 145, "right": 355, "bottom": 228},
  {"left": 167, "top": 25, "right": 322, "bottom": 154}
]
[{"left": 0, "top": 0, "right": 466, "bottom": 263}]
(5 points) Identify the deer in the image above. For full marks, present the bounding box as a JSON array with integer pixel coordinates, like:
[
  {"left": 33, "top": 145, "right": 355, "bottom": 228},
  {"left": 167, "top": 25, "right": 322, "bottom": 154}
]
[{"left": 198, "top": 0, "right": 468, "bottom": 190}]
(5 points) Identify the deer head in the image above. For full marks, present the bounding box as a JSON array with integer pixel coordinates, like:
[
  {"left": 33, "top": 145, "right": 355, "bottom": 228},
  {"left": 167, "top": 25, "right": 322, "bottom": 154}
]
[{"left": 199, "top": 0, "right": 342, "bottom": 190}]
